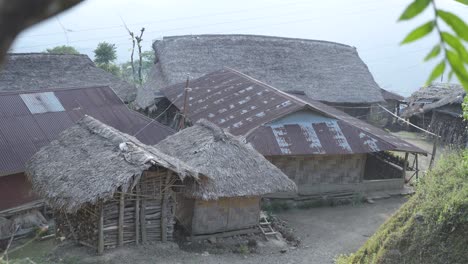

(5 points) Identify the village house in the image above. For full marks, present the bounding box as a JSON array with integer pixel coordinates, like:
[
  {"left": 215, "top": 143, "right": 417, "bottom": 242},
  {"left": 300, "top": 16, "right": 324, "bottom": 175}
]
[
  {"left": 159, "top": 68, "right": 427, "bottom": 197},
  {"left": 0, "top": 53, "right": 136, "bottom": 102},
  {"left": 25, "top": 116, "right": 295, "bottom": 252},
  {"left": 135, "top": 34, "right": 385, "bottom": 119},
  {"left": 0, "top": 86, "right": 174, "bottom": 215},
  {"left": 155, "top": 119, "right": 296, "bottom": 236},
  {"left": 401, "top": 83, "right": 467, "bottom": 147}
]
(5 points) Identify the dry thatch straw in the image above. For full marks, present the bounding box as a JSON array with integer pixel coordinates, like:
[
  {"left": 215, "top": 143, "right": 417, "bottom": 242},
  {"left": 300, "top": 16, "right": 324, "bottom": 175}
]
[
  {"left": 26, "top": 115, "right": 200, "bottom": 213},
  {"left": 155, "top": 119, "right": 297, "bottom": 200},
  {"left": 402, "top": 83, "right": 466, "bottom": 118}
]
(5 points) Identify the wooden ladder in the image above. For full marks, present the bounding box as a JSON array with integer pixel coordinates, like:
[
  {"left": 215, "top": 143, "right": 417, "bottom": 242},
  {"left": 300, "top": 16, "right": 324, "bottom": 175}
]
[{"left": 258, "top": 213, "right": 278, "bottom": 240}]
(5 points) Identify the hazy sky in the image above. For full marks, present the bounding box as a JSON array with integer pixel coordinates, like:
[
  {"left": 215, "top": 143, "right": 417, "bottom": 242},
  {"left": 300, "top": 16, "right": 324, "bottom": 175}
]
[{"left": 11, "top": 0, "right": 468, "bottom": 96}]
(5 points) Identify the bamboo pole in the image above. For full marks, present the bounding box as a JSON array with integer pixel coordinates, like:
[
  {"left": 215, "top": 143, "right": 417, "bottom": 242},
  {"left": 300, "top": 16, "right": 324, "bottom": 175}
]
[
  {"left": 140, "top": 199, "right": 147, "bottom": 243},
  {"left": 135, "top": 185, "right": 140, "bottom": 245},
  {"left": 161, "top": 172, "right": 171, "bottom": 242},
  {"left": 98, "top": 203, "right": 104, "bottom": 254},
  {"left": 118, "top": 193, "right": 125, "bottom": 247}
]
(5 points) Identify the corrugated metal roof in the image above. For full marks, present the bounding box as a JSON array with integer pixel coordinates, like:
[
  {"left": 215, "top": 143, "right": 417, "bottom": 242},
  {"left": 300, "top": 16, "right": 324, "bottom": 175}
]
[
  {"left": 247, "top": 120, "right": 396, "bottom": 156},
  {"left": 0, "top": 86, "right": 175, "bottom": 177},
  {"left": 20, "top": 92, "right": 65, "bottom": 114},
  {"left": 162, "top": 68, "right": 427, "bottom": 155}
]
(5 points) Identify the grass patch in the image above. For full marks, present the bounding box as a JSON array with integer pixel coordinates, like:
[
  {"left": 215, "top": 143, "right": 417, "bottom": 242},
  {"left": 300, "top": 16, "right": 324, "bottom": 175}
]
[{"left": 337, "top": 151, "right": 468, "bottom": 264}]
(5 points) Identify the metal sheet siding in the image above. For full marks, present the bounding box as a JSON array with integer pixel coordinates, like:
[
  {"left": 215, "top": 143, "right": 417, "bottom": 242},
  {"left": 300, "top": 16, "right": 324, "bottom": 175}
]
[{"left": 0, "top": 86, "right": 174, "bottom": 176}]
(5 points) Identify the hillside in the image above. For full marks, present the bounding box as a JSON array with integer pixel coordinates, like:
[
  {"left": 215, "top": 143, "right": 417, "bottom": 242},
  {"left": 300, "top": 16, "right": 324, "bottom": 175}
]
[{"left": 337, "top": 151, "right": 468, "bottom": 264}]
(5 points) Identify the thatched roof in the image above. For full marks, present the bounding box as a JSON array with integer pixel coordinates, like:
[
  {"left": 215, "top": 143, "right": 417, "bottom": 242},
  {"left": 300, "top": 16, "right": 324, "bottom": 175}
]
[
  {"left": 381, "top": 88, "right": 404, "bottom": 102},
  {"left": 26, "top": 116, "right": 199, "bottom": 212},
  {"left": 402, "top": 83, "right": 465, "bottom": 117},
  {"left": 155, "top": 120, "right": 297, "bottom": 199},
  {"left": 136, "top": 34, "right": 384, "bottom": 108},
  {"left": 0, "top": 53, "right": 136, "bottom": 102}
]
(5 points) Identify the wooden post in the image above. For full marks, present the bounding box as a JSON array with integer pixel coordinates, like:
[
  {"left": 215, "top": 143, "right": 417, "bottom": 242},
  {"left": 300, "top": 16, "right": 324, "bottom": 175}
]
[
  {"left": 135, "top": 185, "right": 140, "bottom": 245},
  {"left": 402, "top": 152, "right": 409, "bottom": 181},
  {"left": 429, "top": 136, "right": 438, "bottom": 170},
  {"left": 140, "top": 199, "right": 147, "bottom": 243},
  {"left": 161, "top": 172, "right": 171, "bottom": 242},
  {"left": 118, "top": 192, "right": 125, "bottom": 247},
  {"left": 415, "top": 153, "right": 419, "bottom": 180},
  {"left": 178, "top": 77, "right": 190, "bottom": 130},
  {"left": 98, "top": 203, "right": 104, "bottom": 255}
]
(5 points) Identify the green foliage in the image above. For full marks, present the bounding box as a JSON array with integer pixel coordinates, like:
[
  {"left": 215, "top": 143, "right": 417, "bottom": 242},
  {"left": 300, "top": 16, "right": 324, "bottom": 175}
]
[
  {"left": 424, "top": 44, "right": 441, "bottom": 61},
  {"left": 120, "top": 50, "right": 155, "bottom": 84},
  {"left": 337, "top": 151, "right": 468, "bottom": 264},
  {"left": 97, "top": 62, "right": 121, "bottom": 76},
  {"left": 93, "top": 42, "right": 117, "bottom": 65},
  {"left": 398, "top": 0, "right": 431, "bottom": 21},
  {"left": 400, "top": 0, "right": 468, "bottom": 119},
  {"left": 401, "top": 21, "right": 434, "bottom": 44},
  {"left": 45, "top": 45, "right": 79, "bottom": 55}
]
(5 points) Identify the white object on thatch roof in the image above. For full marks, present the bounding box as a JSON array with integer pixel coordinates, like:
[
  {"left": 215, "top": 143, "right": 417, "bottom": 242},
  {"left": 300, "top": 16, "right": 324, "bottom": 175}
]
[
  {"left": 136, "top": 34, "right": 384, "bottom": 108},
  {"left": 26, "top": 116, "right": 200, "bottom": 212},
  {"left": 0, "top": 53, "right": 136, "bottom": 102},
  {"left": 155, "top": 119, "right": 297, "bottom": 200}
]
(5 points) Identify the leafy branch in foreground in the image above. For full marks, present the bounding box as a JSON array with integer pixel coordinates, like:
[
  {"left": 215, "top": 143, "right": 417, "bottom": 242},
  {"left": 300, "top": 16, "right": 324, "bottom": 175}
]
[{"left": 399, "top": 0, "right": 468, "bottom": 119}]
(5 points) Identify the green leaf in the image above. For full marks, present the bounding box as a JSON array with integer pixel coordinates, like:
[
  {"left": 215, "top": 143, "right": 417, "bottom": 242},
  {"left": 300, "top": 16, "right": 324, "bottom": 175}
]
[
  {"left": 446, "top": 49, "right": 468, "bottom": 87},
  {"left": 399, "top": 0, "right": 431, "bottom": 21},
  {"left": 455, "top": 0, "right": 468, "bottom": 5},
  {"left": 427, "top": 60, "right": 446, "bottom": 84},
  {"left": 441, "top": 32, "right": 468, "bottom": 63},
  {"left": 448, "top": 70, "right": 454, "bottom": 81},
  {"left": 437, "top": 10, "right": 468, "bottom": 41},
  {"left": 424, "top": 44, "right": 441, "bottom": 61},
  {"left": 401, "top": 21, "right": 435, "bottom": 44}
]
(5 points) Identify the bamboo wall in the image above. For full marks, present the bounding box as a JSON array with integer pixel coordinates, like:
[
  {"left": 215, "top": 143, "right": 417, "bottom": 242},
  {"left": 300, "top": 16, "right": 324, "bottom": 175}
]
[
  {"left": 176, "top": 196, "right": 260, "bottom": 236},
  {"left": 56, "top": 167, "right": 179, "bottom": 253}
]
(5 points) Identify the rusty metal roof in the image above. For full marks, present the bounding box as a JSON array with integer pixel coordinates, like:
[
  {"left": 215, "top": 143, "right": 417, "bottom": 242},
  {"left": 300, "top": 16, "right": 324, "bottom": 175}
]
[
  {"left": 0, "top": 86, "right": 175, "bottom": 177},
  {"left": 162, "top": 68, "right": 426, "bottom": 155}
]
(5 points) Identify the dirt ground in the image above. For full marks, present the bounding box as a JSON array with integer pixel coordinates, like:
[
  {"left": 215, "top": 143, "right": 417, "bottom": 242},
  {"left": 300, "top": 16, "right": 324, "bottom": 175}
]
[{"left": 9, "top": 196, "right": 407, "bottom": 264}]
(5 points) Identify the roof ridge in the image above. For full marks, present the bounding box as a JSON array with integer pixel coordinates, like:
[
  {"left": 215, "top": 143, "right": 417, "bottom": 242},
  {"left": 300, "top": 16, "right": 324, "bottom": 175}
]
[
  {"left": 157, "top": 34, "right": 355, "bottom": 49},
  {"left": 7, "top": 52, "right": 89, "bottom": 57},
  {"left": 0, "top": 85, "right": 113, "bottom": 96}
]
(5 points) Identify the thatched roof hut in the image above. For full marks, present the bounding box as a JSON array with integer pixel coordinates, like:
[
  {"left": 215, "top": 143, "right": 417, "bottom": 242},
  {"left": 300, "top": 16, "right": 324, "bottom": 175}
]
[
  {"left": 26, "top": 115, "right": 199, "bottom": 213},
  {"left": 136, "top": 34, "right": 384, "bottom": 109},
  {"left": 402, "top": 83, "right": 465, "bottom": 118},
  {"left": 155, "top": 120, "right": 296, "bottom": 235},
  {"left": 0, "top": 53, "right": 136, "bottom": 102},
  {"left": 401, "top": 83, "right": 466, "bottom": 147},
  {"left": 156, "top": 119, "right": 297, "bottom": 199}
]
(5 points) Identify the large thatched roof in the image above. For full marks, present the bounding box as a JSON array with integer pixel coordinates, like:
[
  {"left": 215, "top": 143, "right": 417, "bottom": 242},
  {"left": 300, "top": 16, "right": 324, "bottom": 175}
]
[
  {"left": 0, "top": 53, "right": 136, "bottom": 102},
  {"left": 136, "top": 34, "right": 384, "bottom": 108},
  {"left": 26, "top": 116, "right": 199, "bottom": 212},
  {"left": 155, "top": 120, "right": 297, "bottom": 199},
  {"left": 402, "top": 83, "right": 466, "bottom": 117}
]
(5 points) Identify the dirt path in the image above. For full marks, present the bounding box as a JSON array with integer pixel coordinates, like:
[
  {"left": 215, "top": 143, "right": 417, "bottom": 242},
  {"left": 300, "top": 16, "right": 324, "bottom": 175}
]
[{"left": 21, "top": 197, "right": 406, "bottom": 264}]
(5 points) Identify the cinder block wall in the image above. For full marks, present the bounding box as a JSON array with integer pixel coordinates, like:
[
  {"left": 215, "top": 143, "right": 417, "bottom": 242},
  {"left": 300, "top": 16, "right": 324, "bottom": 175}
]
[{"left": 269, "top": 154, "right": 366, "bottom": 195}]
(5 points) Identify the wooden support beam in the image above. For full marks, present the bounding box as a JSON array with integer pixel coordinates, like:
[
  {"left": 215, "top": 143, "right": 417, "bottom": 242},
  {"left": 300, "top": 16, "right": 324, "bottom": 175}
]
[
  {"left": 429, "top": 137, "right": 438, "bottom": 169},
  {"left": 403, "top": 152, "right": 409, "bottom": 181},
  {"left": 161, "top": 172, "right": 171, "bottom": 242},
  {"left": 135, "top": 185, "right": 140, "bottom": 245},
  {"left": 140, "top": 199, "right": 147, "bottom": 243},
  {"left": 118, "top": 192, "right": 125, "bottom": 247},
  {"left": 98, "top": 203, "right": 104, "bottom": 255},
  {"left": 415, "top": 153, "right": 419, "bottom": 180}
]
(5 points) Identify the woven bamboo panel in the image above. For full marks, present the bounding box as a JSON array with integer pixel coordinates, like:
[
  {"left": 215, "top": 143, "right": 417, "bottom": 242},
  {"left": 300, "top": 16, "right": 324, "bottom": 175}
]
[{"left": 271, "top": 154, "right": 366, "bottom": 185}]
